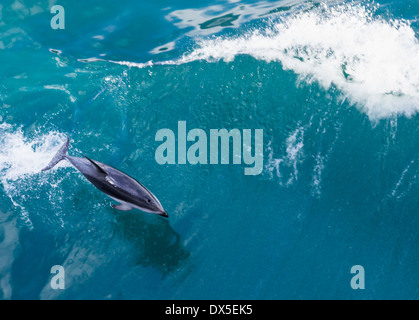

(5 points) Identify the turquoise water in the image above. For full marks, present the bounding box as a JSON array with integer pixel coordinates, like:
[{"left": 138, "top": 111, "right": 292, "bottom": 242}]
[{"left": 1, "top": 0, "right": 419, "bottom": 299}]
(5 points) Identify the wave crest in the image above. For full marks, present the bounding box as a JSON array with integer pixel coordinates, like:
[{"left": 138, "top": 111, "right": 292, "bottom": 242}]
[{"left": 177, "top": 3, "right": 419, "bottom": 119}]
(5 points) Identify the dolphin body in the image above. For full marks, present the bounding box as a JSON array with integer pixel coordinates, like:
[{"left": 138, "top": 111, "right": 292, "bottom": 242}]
[{"left": 42, "top": 138, "right": 168, "bottom": 218}]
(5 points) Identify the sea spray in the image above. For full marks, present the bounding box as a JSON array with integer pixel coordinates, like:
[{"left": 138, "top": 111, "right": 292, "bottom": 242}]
[{"left": 0, "top": 123, "right": 70, "bottom": 228}]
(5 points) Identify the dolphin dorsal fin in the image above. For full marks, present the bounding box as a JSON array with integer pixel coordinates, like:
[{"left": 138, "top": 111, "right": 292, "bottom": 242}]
[{"left": 83, "top": 155, "right": 107, "bottom": 176}]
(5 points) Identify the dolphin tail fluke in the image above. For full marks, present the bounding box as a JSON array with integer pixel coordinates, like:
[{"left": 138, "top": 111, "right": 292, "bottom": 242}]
[{"left": 41, "top": 137, "right": 70, "bottom": 171}]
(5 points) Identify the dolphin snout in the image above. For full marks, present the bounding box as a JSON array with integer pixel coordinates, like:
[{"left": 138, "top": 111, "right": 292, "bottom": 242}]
[{"left": 159, "top": 210, "right": 169, "bottom": 218}]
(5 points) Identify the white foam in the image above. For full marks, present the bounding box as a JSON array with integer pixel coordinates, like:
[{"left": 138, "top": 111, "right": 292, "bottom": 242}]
[
  {"left": 0, "top": 123, "right": 70, "bottom": 181},
  {"left": 44, "top": 84, "right": 76, "bottom": 103},
  {"left": 176, "top": 3, "right": 419, "bottom": 119},
  {"left": 390, "top": 159, "right": 417, "bottom": 199},
  {"left": 265, "top": 124, "right": 306, "bottom": 186},
  {"left": 0, "top": 123, "right": 70, "bottom": 228}
]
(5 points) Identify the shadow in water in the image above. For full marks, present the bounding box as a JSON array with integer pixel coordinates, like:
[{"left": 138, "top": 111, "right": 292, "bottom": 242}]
[
  {"left": 112, "top": 212, "right": 189, "bottom": 274},
  {"left": 200, "top": 13, "right": 239, "bottom": 29}
]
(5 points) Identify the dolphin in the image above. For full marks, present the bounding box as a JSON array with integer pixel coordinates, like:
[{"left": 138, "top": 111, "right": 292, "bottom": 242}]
[{"left": 42, "top": 137, "right": 168, "bottom": 217}]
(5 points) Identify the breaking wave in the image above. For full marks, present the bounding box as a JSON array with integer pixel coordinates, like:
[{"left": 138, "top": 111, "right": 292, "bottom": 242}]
[{"left": 106, "top": 3, "right": 419, "bottom": 119}]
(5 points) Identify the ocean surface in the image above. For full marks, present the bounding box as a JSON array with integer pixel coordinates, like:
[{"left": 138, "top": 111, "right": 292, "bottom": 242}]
[{"left": 1, "top": 0, "right": 419, "bottom": 299}]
